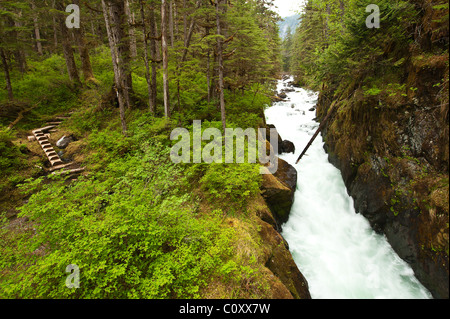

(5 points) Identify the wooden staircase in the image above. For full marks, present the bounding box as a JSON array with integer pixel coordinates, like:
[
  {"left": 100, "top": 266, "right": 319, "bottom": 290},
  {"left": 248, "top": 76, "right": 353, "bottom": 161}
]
[
  {"left": 32, "top": 125, "right": 64, "bottom": 167},
  {"left": 30, "top": 114, "right": 85, "bottom": 176}
]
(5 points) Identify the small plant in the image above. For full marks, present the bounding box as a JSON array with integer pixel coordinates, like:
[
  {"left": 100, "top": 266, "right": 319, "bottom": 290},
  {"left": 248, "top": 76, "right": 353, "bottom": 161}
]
[{"left": 200, "top": 163, "right": 261, "bottom": 209}]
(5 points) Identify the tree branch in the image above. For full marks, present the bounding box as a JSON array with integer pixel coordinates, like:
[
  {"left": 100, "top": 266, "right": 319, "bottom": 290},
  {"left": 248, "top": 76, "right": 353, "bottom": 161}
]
[{"left": 82, "top": 1, "right": 103, "bottom": 13}]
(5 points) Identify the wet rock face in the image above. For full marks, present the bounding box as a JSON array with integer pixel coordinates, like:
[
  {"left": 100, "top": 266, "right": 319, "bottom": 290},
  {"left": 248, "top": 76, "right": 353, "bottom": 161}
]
[
  {"left": 396, "top": 107, "right": 448, "bottom": 172},
  {"left": 349, "top": 160, "right": 449, "bottom": 298},
  {"left": 266, "top": 124, "right": 283, "bottom": 151},
  {"left": 274, "top": 157, "right": 297, "bottom": 192},
  {"left": 261, "top": 157, "right": 297, "bottom": 228},
  {"left": 321, "top": 109, "right": 449, "bottom": 299},
  {"left": 258, "top": 219, "right": 311, "bottom": 299}
]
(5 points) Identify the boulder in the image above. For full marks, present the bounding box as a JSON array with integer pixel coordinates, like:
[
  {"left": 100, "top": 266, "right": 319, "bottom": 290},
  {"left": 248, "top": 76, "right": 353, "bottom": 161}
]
[
  {"left": 266, "top": 124, "right": 283, "bottom": 153},
  {"left": 280, "top": 140, "right": 295, "bottom": 154},
  {"left": 271, "top": 95, "right": 284, "bottom": 102},
  {"left": 261, "top": 157, "right": 297, "bottom": 226},
  {"left": 56, "top": 135, "right": 74, "bottom": 149},
  {"left": 278, "top": 92, "right": 287, "bottom": 99},
  {"left": 261, "top": 173, "right": 293, "bottom": 227},
  {"left": 274, "top": 157, "right": 297, "bottom": 192}
]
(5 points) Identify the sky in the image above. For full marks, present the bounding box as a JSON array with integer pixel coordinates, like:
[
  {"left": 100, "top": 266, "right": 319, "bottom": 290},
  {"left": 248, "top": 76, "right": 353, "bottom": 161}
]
[{"left": 272, "top": 0, "right": 306, "bottom": 17}]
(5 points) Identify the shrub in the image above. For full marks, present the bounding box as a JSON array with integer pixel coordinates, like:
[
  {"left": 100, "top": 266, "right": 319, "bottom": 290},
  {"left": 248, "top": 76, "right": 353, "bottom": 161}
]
[
  {"left": 200, "top": 163, "right": 261, "bottom": 207},
  {"left": 0, "top": 128, "right": 23, "bottom": 176},
  {"left": 0, "top": 140, "right": 236, "bottom": 299}
]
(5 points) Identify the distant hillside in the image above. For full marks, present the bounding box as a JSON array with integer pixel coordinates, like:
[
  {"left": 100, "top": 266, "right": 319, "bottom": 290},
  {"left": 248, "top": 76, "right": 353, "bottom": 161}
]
[{"left": 278, "top": 14, "right": 301, "bottom": 39}]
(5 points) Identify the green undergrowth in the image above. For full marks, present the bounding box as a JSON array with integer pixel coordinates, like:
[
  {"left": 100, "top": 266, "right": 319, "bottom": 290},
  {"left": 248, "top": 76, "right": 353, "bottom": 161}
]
[
  {"left": 0, "top": 111, "right": 269, "bottom": 298},
  {"left": 1, "top": 93, "right": 272, "bottom": 300},
  {"left": 0, "top": 45, "right": 279, "bottom": 298}
]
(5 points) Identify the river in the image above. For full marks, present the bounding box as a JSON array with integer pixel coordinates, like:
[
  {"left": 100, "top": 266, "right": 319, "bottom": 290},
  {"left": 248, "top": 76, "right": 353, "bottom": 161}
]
[{"left": 264, "top": 77, "right": 432, "bottom": 299}]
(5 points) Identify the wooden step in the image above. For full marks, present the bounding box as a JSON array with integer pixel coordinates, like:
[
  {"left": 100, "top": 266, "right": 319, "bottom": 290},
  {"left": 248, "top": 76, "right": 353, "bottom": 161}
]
[
  {"left": 33, "top": 125, "right": 56, "bottom": 134},
  {"left": 48, "top": 163, "right": 75, "bottom": 172},
  {"left": 52, "top": 167, "right": 85, "bottom": 175},
  {"left": 32, "top": 125, "right": 64, "bottom": 167},
  {"left": 50, "top": 159, "right": 64, "bottom": 166}
]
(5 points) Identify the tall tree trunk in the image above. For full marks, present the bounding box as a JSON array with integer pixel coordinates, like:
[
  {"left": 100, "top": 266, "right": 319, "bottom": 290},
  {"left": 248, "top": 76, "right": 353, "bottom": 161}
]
[
  {"left": 149, "top": 3, "right": 158, "bottom": 112},
  {"left": 14, "top": 50, "right": 27, "bottom": 75},
  {"left": 169, "top": 1, "right": 175, "bottom": 47},
  {"left": 161, "top": 0, "right": 170, "bottom": 117},
  {"left": 52, "top": 0, "right": 58, "bottom": 52},
  {"left": 9, "top": 14, "right": 28, "bottom": 74},
  {"left": 0, "top": 48, "right": 14, "bottom": 100},
  {"left": 52, "top": 15, "right": 59, "bottom": 51},
  {"left": 174, "top": 2, "right": 179, "bottom": 41},
  {"left": 216, "top": 0, "right": 226, "bottom": 131},
  {"left": 139, "top": 0, "right": 154, "bottom": 113},
  {"left": 176, "top": 0, "right": 201, "bottom": 110},
  {"left": 108, "top": 0, "right": 133, "bottom": 109},
  {"left": 125, "top": 0, "right": 138, "bottom": 59},
  {"left": 31, "top": 1, "right": 43, "bottom": 56},
  {"left": 73, "top": 0, "right": 96, "bottom": 83},
  {"left": 207, "top": 49, "right": 211, "bottom": 103},
  {"left": 339, "top": 0, "right": 345, "bottom": 29},
  {"left": 183, "top": 0, "right": 188, "bottom": 42},
  {"left": 324, "top": 4, "right": 331, "bottom": 47},
  {"left": 181, "top": 0, "right": 201, "bottom": 63},
  {"left": 57, "top": 2, "right": 81, "bottom": 85},
  {"left": 102, "top": 0, "right": 128, "bottom": 135}
]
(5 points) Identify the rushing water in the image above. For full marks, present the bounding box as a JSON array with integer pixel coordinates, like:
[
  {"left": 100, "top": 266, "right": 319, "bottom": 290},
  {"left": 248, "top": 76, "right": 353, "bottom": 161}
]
[{"left": 264, "top": 77, "right": 432, "bottom": 299}]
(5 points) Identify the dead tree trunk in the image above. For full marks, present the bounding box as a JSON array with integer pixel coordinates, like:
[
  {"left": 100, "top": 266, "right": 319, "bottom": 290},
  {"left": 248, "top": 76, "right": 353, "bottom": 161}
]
[
  {"left": 295, "top": 100, "right": 338, "bottom": 164},
  {"left": 102, "top": 0, "right": 128, "bottom": 135},
  {"left": 108, "top": 0, "right": 133, "bottom": 109}
]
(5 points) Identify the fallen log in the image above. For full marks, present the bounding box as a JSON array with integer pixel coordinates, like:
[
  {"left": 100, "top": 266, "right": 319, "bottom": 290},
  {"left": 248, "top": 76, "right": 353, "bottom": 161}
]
[
  {"left": 295, "top": 100, "right": 338, "bottom": 164},
  {"left": 52, "top": 167, "right": 85, "bottom": 175}
]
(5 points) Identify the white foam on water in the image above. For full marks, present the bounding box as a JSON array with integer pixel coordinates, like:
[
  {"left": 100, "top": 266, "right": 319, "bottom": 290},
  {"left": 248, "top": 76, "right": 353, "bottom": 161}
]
[{"left": 265, "top": 78, "right": 432, "bottom": 299}]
